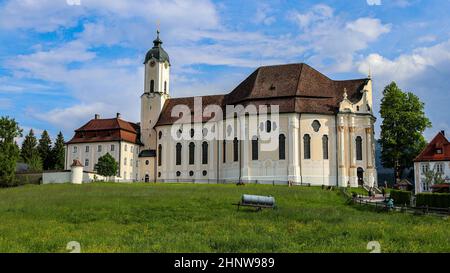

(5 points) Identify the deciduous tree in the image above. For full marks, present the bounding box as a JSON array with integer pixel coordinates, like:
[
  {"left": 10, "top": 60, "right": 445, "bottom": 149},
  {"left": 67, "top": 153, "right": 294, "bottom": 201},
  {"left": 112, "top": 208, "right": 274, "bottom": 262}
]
[
  {"left": 94, "top": 153, "right": 118, "bottom": 180},
  {"left": 0, "top": 116, "right": 22, "bottom": 187},
  {"left": 379, "top": 82, "right": 431, "bottom": 181}
]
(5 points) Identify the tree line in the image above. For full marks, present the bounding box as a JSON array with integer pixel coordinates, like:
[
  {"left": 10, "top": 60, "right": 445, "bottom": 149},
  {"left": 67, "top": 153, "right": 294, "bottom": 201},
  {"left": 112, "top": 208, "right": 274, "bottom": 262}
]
[{"left": 0, "top": 116, "right": 65, "bottom": 187}]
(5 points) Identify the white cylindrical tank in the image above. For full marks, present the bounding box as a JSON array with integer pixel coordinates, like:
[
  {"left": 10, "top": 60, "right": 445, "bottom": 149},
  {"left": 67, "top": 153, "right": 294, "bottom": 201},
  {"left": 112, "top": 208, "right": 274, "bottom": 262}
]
[{"left": 70, "top": 160, "right": 84, "bottom": 184}]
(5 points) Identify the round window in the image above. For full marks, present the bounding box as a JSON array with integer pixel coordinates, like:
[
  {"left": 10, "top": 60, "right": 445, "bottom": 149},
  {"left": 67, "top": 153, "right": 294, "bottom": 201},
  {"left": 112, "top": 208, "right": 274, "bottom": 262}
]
[
  {"left": 145, "top": 160, "right": 149, "bottom": 165},
  {"left": 189, "top": 171, "right": 194, "bottom": 177},
  {"left": 312, "top": 120, "right": 321, "bottom": 132},
  {"left": 202, "top": 170, "right": 207, "bottom": 176},
  {"left": 176, "top": 171, "right": 181, "bottom": 177}
]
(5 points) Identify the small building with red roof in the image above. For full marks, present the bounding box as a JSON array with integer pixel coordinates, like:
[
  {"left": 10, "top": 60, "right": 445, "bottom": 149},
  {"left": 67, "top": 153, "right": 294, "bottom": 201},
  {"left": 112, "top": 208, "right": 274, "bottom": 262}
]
[{"left": 413, "top": 131, "right": 450, "bottom": 193}]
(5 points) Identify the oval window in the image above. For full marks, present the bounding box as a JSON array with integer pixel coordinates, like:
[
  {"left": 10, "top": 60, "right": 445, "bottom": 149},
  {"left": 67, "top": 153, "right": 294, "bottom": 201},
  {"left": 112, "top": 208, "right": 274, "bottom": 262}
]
[{"left": 312, "top": 120, "right": 321, "bottom": 132}]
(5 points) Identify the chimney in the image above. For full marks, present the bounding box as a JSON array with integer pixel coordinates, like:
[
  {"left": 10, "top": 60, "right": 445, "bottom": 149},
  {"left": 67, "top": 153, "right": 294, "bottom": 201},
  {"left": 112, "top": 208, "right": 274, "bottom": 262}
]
[
  {"left": 441, "top": 130, "right": 445, "bottom": 136},
  {"left": 94, "top": 114, "right": 100, "bottom": 120},
  {"left": 116, "top": 112, "right": 121, "bottom": 119}
]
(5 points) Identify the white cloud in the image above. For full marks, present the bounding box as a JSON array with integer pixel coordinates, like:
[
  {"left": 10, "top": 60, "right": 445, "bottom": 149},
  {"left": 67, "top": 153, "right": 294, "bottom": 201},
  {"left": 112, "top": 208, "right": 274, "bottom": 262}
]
[
  {"left": 358, "top": 40, "right": 450, "bottom": 140},
  {"left": 367, "top": 0, "right": 382, "bottom": 6},
  {"left": 33, "top": 103, "right": 107, "bottom": 133},
  {"left": 253, "top": 4, "right": 276, "bottom": 26},
  {"left": 0, "top": 0, "right": 83, "bottom": 32},
  {"left": 346, "top": 18, "right": 391, "bottom": 40},
  {"left": 289, "top": 4, "right": 333, "bottom": 29},
  {"left": 358, "top": 40, "right": 450, "bottom": 82},
  {"left": 290, "top": 5, "right": 391, "bottom": 72}
]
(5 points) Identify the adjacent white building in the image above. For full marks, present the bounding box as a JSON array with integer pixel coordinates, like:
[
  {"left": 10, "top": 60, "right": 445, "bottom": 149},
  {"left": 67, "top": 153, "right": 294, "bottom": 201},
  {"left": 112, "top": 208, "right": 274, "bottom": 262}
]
[
  {"left": 65, "top": 113, "right": 141, "bottom": 182},
  {"left": 414, "top": 131, "right": 450, "bottom": 193}
]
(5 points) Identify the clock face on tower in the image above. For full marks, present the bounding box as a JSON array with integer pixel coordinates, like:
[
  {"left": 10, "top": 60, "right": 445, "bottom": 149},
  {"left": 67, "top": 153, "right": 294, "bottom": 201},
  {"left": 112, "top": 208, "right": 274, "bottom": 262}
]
[{"left": 150, "top": 60, "right": 156, "bottom": 67}]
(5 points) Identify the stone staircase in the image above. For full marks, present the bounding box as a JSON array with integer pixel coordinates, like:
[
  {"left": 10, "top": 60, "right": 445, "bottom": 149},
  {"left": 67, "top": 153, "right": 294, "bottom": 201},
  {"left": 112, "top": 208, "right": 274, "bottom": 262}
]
[{"left": 362, "top": 184, "right": 382, "bottom": 194}]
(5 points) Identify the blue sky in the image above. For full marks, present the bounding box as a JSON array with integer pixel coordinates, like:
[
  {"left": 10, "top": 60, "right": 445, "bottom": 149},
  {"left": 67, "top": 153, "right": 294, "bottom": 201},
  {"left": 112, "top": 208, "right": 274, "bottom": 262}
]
[{"left": 1, "top": 0, "right": 449, "bottom": 143}]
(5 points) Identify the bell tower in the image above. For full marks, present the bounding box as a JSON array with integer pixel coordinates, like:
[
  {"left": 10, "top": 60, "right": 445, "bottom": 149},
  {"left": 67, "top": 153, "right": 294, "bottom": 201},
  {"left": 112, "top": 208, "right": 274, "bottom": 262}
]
[{"left": 140, "top": 30, "right": 171, "bottom": 150}]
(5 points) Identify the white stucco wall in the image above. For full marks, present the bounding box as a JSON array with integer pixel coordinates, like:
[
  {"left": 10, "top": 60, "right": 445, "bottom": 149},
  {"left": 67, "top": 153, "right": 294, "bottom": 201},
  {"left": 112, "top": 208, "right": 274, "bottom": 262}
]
[
  {"left": 414, "top": 161, "right": 450, "bottom": 193},
  {"left": 43, "top": 171, "right": 71, "bottom": 184},
  {"left": 43, "top": 171, "right": 109, "bottom": 184}
]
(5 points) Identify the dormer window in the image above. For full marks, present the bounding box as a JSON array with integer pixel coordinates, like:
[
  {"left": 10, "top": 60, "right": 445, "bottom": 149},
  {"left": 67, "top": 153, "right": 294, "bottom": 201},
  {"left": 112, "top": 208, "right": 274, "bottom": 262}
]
[{"left": 436, "top": 148, "right": 443, "bottom": 154}]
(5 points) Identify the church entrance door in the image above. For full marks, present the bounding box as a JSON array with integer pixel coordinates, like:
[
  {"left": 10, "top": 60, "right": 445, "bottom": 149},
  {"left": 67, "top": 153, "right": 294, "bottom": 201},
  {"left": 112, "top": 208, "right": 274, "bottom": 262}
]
[
  {"left": 357, "top": 167, "right": 364, "bottom": 186},
  {"left": 145, "top": 174, "right": 149, "bottom": 183}
]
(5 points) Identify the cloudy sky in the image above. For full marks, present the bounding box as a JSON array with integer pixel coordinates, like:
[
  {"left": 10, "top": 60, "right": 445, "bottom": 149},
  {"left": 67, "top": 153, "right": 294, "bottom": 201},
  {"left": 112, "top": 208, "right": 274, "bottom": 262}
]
[{"left": 0, "top": 0, "right": 449, "bottom": 142}]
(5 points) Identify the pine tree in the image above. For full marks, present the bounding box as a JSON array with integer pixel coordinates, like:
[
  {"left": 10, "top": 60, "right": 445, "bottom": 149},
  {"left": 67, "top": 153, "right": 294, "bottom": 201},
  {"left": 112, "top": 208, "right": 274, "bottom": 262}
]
[
  {"left": 38, "top": 130, "right": 52, "bottom": 170},
  {"left": 0, "top": 116, "right": 22, "bottom": 187},
  {"left": 20, "top": 129, "right": 39, "bottom": 166},
  {"left": 51, "top": 131, "right": 65, "bottom": 170}
]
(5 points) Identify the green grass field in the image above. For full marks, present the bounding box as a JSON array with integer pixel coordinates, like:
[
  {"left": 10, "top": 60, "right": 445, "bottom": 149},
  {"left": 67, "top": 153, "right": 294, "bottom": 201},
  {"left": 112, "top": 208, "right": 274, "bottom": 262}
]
[{"left": 0, "top": 183, "right": 448, "bottom": 253}]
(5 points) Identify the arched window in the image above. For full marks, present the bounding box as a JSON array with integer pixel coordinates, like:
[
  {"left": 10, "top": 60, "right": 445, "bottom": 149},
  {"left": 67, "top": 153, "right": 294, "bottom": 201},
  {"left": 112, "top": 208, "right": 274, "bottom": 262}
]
[
  {"left": 356, "top": 136, "right": 363, "bottom": 160},
  {"left": 252, "top": 136, "right": 258, "bottom": 160},
  {"left": 176, "top": 143, "right": 182, "bottom": 165},
  {"left": 266, "top": 120, "right": 272, "bottom": 133},
  {"left": 164, "top": 81, "right": 167, "bottom": 93},
  {"left": 303, "top": 134, "right": 311, "bottom": 159},
  {"left": 223, "top": 140, "right": 226, "bottom": 163},
  {"left": 322, "top": 135, "right": 329, "bottom": 160},
  {"left": 189, "top": 142, "right": 195, "bottom": 165},
  {"left": 233, "top": 137, "right": 239, "bottom": 162},
  {"left": 158, "top": 144, "right": 162, "bottom": 166},
  {"left": 279, "top": 134, "right": 286, "bottom": 160},
  {"left": 202, "top": 141, "right": 208, "bottom": 165},
  {"left": 150, "top": 80, "right": 155, "bottom": 92}
]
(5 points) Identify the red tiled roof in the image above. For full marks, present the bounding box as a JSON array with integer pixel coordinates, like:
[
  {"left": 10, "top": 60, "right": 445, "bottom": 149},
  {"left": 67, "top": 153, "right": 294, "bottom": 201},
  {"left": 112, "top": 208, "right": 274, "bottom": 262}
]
[
  {"left": 67, "top": 118, "right": 141, "bottom": 145},
  {"left": 156, "top": 63, "right": 368, "bottom": 126},
  {"left": 414, "top": 131, "right": 450, "bottom": 162},
  {"left": 76, "top": 118, "right": 137, "bottom": 133},
  {"left": 70, "top": 159, "right": 84, "bottom": 167}
]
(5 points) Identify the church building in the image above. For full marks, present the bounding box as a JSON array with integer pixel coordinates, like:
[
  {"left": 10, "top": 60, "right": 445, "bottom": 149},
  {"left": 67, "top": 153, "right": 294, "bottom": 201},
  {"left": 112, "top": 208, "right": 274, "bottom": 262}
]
[{"left": 65, "top": 31, "right": 377, "bottom": 187}]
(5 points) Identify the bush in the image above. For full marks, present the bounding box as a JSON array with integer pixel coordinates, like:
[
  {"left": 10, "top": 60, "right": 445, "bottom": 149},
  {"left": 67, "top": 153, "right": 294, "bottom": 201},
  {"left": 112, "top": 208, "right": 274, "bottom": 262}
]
[
  {"left": 416, "top": 193, "right": 450, "bottom": 208},
  {"left": 390, "top": 190, "right": 412, "bottom": 206}
]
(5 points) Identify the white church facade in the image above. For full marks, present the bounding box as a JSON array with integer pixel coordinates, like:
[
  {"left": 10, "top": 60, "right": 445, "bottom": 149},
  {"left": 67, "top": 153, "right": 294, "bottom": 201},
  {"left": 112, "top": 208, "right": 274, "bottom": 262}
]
[{"left": 64, "top": 31, "right": 377, "bottom": 187}]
